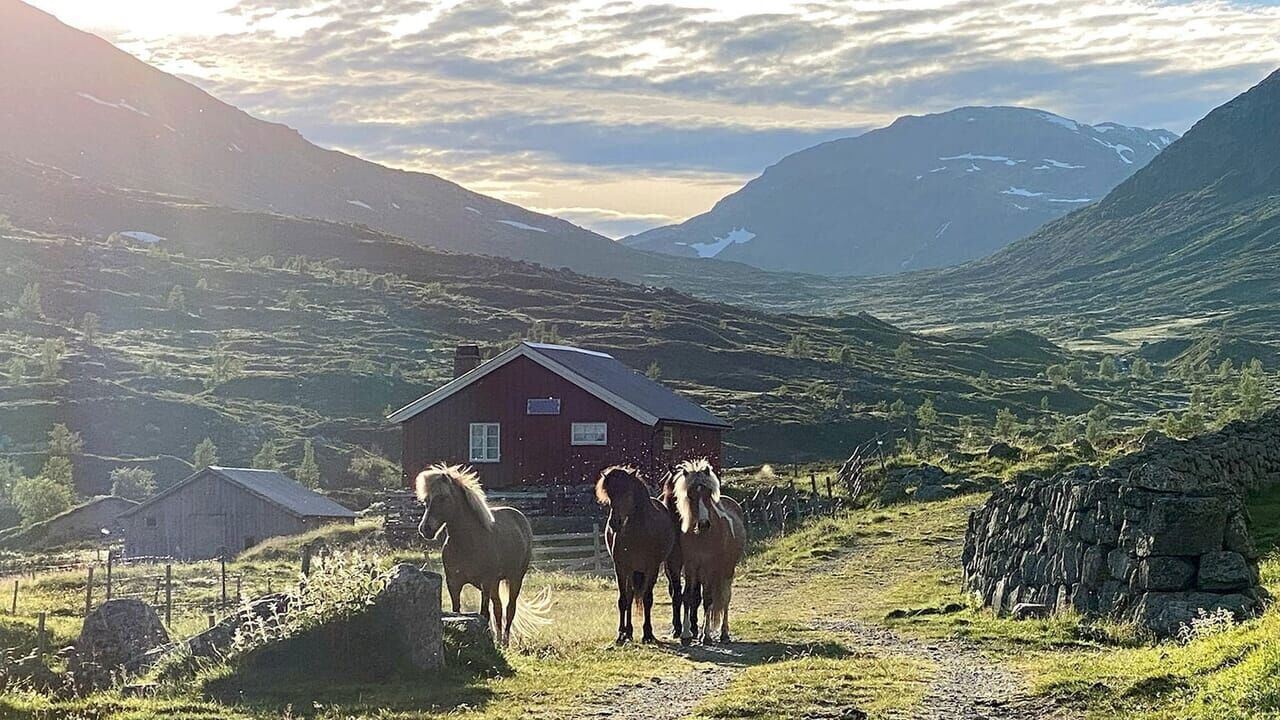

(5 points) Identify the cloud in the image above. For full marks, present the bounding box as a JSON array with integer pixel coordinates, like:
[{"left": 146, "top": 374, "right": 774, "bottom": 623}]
[{"left": 54, "top": 0, "right": 1280, "bottom": 235}]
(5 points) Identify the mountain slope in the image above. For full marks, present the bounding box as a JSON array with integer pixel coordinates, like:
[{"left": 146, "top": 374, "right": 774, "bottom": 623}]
[
  {"left": 0, "top": 157, "right": 1081, "bottom": 487},
  {"left": 624, "top": 107, "right": 1175, "bottom": 276},
  {"left": 0, "top": 0, "right": 755, "bottom": 283},
  {"left": 837, "top": 68, "right": 1280, "bottom": 339}
]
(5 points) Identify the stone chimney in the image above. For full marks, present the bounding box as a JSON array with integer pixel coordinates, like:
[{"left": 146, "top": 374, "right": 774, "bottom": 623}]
[{"left": 453, "top": 345, "right": 482, "bottom": 378}]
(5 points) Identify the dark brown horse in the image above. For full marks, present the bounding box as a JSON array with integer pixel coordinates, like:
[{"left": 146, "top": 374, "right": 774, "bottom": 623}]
[
  {"left": 660, "top": 470, "right": 686, "bottom": 638},
  {"left": 596, "top": 466, "right": 676, "bottom": 644},
  {"left": 417, "top": 463, "right": 535, "bottom": 646},
  {"left": 673, "top": 459, "right": 746, "bottom": 645}
]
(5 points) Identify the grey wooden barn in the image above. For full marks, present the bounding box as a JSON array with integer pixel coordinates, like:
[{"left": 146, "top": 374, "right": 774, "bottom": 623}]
[{"left": 119, "top": 467, "right": 356, "bottom": 560}]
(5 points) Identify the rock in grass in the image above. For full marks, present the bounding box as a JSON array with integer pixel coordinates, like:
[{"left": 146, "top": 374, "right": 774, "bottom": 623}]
[
  {"left": 986, "top": 442, "right": 1023, "bottom": 462},
  {"left": 1011, "top": 602, "right": 1052, "bottom": 620},
  {"left": 72, "top": 599, "right": 170, "bottom": 689}
]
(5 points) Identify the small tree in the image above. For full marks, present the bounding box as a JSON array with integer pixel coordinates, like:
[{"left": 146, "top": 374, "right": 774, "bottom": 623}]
[
  {"left": 915, "top": 398, "right": 938, "bottom": 433},
  {"left": 645, "top": 361, "right": 661, "bottom": 380},
  {"left": 1066, "top": 360, "right": 1087, "bottom": 384},
  {"left": 1085, "top": 404, "right": 1111, "bottom": 444},
  {"left": 888, "top": 398, "right": 907, "bottom": 419},
  {"left": 1098, "top": 355, "right": 1118, "bottom": 381},
  {"left": 894, "top": 341, "right": 912, "bottom": 362},
  {"left": 1046, "top": 364, "right": 1068, "bottom": 386},
  {"left": 167, "top": 285, "right": 187, "bottom": 312},
  {"left": 15, "top": 283, "right": 42, "bottom": 320},
  {"left": 297, "top": 439, "right": 321, "bottom": 488},
  {"left": 252, "top": 439, "right": 282, "bottom": 471},
  {"left": 1217, "top": 359, "right": 1235, "bottom": 381},
  {"left": 81, "top": 312, "right": 101, "bottom": 346},
  {"left": 1131, "top": 357, "right": 1153, "bottom": 380},
  {"left": 39, "top": 338, "right": 64, "bottom": 380},
  {"left": 110, "top": 467, "right": 156, "bottom": 501},
  {"left": 348, "top": 453, "right": 400, "bottom": 488},
  {"left": 192, "top": 438, "right": 219, "bottom": 469},
  {"left": 648, "top": 310, "right": 667, "bottom": 330},
  {"left": 40, "top": 455, "right": 74, "bottom": 489},
  {"left": 5, "top": 356, "right": 25, "bottom": 385},
  {"left": 1237, "top": 361, "right": 1267, "bottom": 420},
  {"left": 285, "top": 289, "right": 306, "bottom": 312},
  {"left": 994, "top": 408, "right": 1018, "bottom": 440},
  {"left": 833, "top": 345, "right": 854, "bottom": 364},
  {"left": 13, "top": 475, "right": 74, "bottom": 525},
  {"left": 48, "top": 423, "right": 83, "bottom": 457},
  {"left": 785, "top": 334, "right": 811, "bottom": 358}
]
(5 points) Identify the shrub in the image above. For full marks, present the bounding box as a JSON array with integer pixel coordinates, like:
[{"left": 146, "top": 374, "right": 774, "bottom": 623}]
[
  {"left": 193, "top": 438, "right": 219, "bottom": 469},
  {"left": 110, "top": 467, "right": 156, "bottom": 501},
  {"left": 13, "top": 476, "right": 74, "bottom": 524},
  {"left": 296, "top": 440, "right": 321, "bottom": 488},
  {"left": 252, "top": 440, "right": 282, "bottom": 471}
]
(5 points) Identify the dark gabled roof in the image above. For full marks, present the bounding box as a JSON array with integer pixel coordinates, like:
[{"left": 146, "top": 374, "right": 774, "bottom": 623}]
[
  {"left": 388, "top": 342, "right": 731, "bottom": 429},
  {"left": 121, "top": 467, "right": 356, "bottom": 519}
]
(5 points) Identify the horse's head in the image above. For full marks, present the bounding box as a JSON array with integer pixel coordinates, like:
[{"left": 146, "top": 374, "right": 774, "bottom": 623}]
[
  {"left": 673, "top": 459, "right": 721, "bottom": 535},
  {"left": 415, "top": 467, "right": 454, "bottom": 539},
  {"left": 596, "top": 466, "right": 646, "bottom": 529}
]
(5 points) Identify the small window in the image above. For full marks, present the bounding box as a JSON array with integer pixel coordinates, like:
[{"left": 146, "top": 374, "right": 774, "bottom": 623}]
[
  {"left": 663, "top": 426, "right": 675, "bottom": 450},
  {"left": 145, "top": 516, "right": 158, "bottom": 528},
  {"left": 571, "top": 422, "right": 607, "bottom": 446},
  {"left": 470, "top": 423, "right": 501, "bottom": 462},
  {"left": 527, "top": 398, "right": 561, "bottom": 415}
]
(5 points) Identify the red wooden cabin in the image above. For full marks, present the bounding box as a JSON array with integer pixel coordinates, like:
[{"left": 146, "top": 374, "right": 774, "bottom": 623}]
[{"left": 389, "top": 343, "right": 730, "bottom": 488}]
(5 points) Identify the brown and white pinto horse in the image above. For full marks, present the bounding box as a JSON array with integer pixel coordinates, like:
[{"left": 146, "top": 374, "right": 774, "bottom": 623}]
[
  {"left": 416, "top": 463, "right": 535, "bottom": 646},
  {"left": 596, "top": 466, "right": 676, "bottom": 644},
  {"left": 672, "top": 459, "right": 746, "bottom": 645}
]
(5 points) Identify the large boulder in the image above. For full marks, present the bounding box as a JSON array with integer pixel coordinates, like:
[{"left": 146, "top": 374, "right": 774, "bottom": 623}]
[
  {"left": 377, "top": 563, "right": 443, "bottom": 672},
  {"left": 986, "top": 442, "right": 1023, "bottom": 462},
  {"left": 72, "top": 599, "right": 170, "bottom": 688}
]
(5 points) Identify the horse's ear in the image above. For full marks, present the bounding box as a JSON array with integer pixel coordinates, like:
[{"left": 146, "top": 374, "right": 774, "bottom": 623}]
[
  {"left": 594, "top": 472, "right": 611, "bottom": 506},
  {"left": 414, "top": 471, "right": 430, "bottom": 502}
]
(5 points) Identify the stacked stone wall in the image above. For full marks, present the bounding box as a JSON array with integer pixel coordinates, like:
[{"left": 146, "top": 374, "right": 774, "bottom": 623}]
[{"left": 963, "top": 414, "right": 1280, "bottom": 636}]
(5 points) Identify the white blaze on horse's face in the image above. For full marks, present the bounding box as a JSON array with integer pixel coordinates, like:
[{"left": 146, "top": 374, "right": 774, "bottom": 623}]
[
  {"left": 695, "top": 492, "right": 711, "bottom": 533},
  {"left": 419, "top": 478, "right": 448, "bottom": 538}
]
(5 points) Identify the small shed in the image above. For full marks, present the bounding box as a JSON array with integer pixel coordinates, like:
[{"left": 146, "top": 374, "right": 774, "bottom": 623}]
[
  {"left": 0, "top": 495, "right": 138, "bottom": 551},
  {"left": 119, "top": 466, "right": 356, "bottom": 560},
  {"left": 389, "top": 342, "right": 731, "bottom": 488}
]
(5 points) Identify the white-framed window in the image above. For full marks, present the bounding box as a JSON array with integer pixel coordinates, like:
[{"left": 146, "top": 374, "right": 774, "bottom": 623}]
[
  {"left": 571, "top": 422, "right": 608, "bottom": 446},
  {"left": 663, "top": 426, "right": 675, "bottom": 450},
  {"left": 469, "top": 423, "right": 500, "bottom": 462}
]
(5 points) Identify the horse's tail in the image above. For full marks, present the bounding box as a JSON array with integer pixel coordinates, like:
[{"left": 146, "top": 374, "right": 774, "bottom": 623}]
[{"left": 503, "top": 583, "right": 552, "bottom": 643}]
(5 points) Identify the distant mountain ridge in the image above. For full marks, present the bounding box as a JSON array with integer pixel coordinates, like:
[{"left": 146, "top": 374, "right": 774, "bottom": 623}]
[
  {"left": 0, "top": 0, "right": 753, "bottom": 284},
  {"left": 835, "top": 68, "right": 1280, "bottom": 336},
  {"left": 624, "top": 107, "right": 1175, "bottom": 276}
]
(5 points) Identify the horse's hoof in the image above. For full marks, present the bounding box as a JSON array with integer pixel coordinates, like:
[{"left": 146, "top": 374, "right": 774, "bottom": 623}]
[
  {"left": 719, "top": 634, "right": 730, "bottom": 643},
  {"left": 615, "top": 635, "right": 630, "bottom": 646},
  {"left": 641, "top": 634, "right": 658, "bottom": 644},
  {"left": 680, "top": 636, "right": 692, "bottom": 647}
]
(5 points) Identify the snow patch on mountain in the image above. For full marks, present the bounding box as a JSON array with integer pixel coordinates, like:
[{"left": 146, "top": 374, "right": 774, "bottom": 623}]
[
  {"left": 1002, "top": 187, "right": 1045, "bottom": 197},
  {"left": 1040, "top": 113, "right": 1079, "bottom": 131},
  {"left": 118, "top": 230, "right": 165, "bottom": 244},
  {"left": 75, "top": 92, "right": 150, "bottom": 118},
  {"left": 347, "top": 200, "right": 372, "bottom": 210},
  {"left": 690, "top": 228, "right": 756, "bottom": 258},
  {"left": 1039, "top": 158, "right": 1084, "bottom": 169},
  {"left": 1092, "top": 137, "right": 1135, "bottom": 164},
  {"left": 498, "top": 220, "right": 548, "bottom": 233},
  {"left": 941, "top": 153, "right": 1018, "bottom": 165}
]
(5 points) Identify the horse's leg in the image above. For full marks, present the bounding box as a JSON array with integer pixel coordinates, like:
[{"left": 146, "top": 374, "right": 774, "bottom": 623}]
[
  {"left": 487, "top": 581, "right": 506, "bottom": 647},
  {"left": 615, "top": 567, "right": 631, "bottom": 645},
  {"left": 666, "top": 561, "right": 682, "bottom": 639},
  {"left": 447, "top": 575, "right": 464, "bottom": 614},
  {"left": 700, "top": 581, "right": 715, "bottom": 645},
  {"left": 718, "top": 577, "right": 733, "bottom": 643},
  {"left": 640, "top": 570, "right": 658, "bottom": 643},
  {"left": 680, "top": 576, "right": 700, "bottom": 646},
  {"left": 504, "top": 575, "right": 523, "bottom": 647}
]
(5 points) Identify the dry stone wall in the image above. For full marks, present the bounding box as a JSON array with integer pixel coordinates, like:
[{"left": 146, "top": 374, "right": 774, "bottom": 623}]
[{"left": 963, "top": 413, "right": 1280, "bottom": 636}]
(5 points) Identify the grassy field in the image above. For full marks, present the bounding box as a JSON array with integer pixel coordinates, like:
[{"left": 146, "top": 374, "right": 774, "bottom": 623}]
[{"left": 2, "top": 484, "right": 1277, "bottom": 719}]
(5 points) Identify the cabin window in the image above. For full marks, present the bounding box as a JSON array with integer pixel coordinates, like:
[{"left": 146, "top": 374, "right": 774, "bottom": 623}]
[
  {"left": 145, "top": 516, "right": 158, "bottom": 528},
  {"left": 526, "top": 398, "right": 561, "bottom": 415},
  {"left": 663, "top": 426, "right": 675, "bottom": 450},
  {"left": 571, "top": 422, "right": 607, "bottom": 446},
  {"left": 469, "top": 423, "right": 501, "bottom": 462}
]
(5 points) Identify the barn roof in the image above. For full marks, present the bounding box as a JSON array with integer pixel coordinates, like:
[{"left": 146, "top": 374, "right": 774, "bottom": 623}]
[
  {"left": 387, "top": 342, "right": 731, "bottom": 429},
  {"left": 121, "top": 467, "right": 356, "bottom": 519}
]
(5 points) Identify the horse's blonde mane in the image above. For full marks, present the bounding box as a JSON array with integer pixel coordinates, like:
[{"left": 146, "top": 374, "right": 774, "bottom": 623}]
[
  {"left": 673, "top": 458, "right": 721, "bottom": 533},
  {"left": 594, "top": 465, "right": 640, "bottom": 507},
  {"left": 415, "top": 463, "right": 495, "bottom": 528}
]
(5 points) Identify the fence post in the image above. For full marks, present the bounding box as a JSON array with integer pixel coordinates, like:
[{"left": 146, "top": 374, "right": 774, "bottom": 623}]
[
  {"left": 826, "top": 477, "right": 833, "bottom": 500},
  {"left": 10, "top": 579, "right": 17, "bottom": 615},
  {"left": 105, "top": 551, "right": 114, "bottom": 602},
  {"left": 235, "top": 575, "right": 242, "bottom": 603},
  {"left": 809, "top": 471, "right": 817, "bottom": 495},
  {"left": 84, "top": 566, "right": 94, "bottom": 616},
  {"left": 592, "top": 523, "right": 603, "bottom": 573},
  {"left": 164, "top": 564, "right": 172, "bottom": 627},
  {"left": 207, "top": 613, "right": 216, "bottom": 629},
  {"left": 220, "top": 556, "right": 228, "bottom": 607},
  {"left": 301, "top": 545, "right": 312, "bottom": 577},
  {"left": 36, "top": 612, "right": 46, "bottom": 654}
]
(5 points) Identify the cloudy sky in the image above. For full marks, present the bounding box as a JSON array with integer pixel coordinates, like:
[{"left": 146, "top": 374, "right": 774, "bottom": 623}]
[{"left": 30, "top": 0, "right": 1280, "bottom": 237}]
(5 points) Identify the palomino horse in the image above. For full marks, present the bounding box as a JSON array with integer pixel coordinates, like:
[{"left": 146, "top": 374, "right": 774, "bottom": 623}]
[
  {"left": 672, "top": 459, "right": 746, "bottom": 645},
  {"left": 416, "top": 463, "right": 534, "bottom": 646},
  {"left": 596, "top": 466, "right": 676, "bottom": 644}
]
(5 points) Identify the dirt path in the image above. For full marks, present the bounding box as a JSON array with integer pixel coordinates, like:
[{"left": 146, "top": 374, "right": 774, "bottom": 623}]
[
  {"left": 817, "top": 619, "right": 1075, "bottom": 720},
  {"left": 570, "top": 646, "right": 741, "bottom": 720}
]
